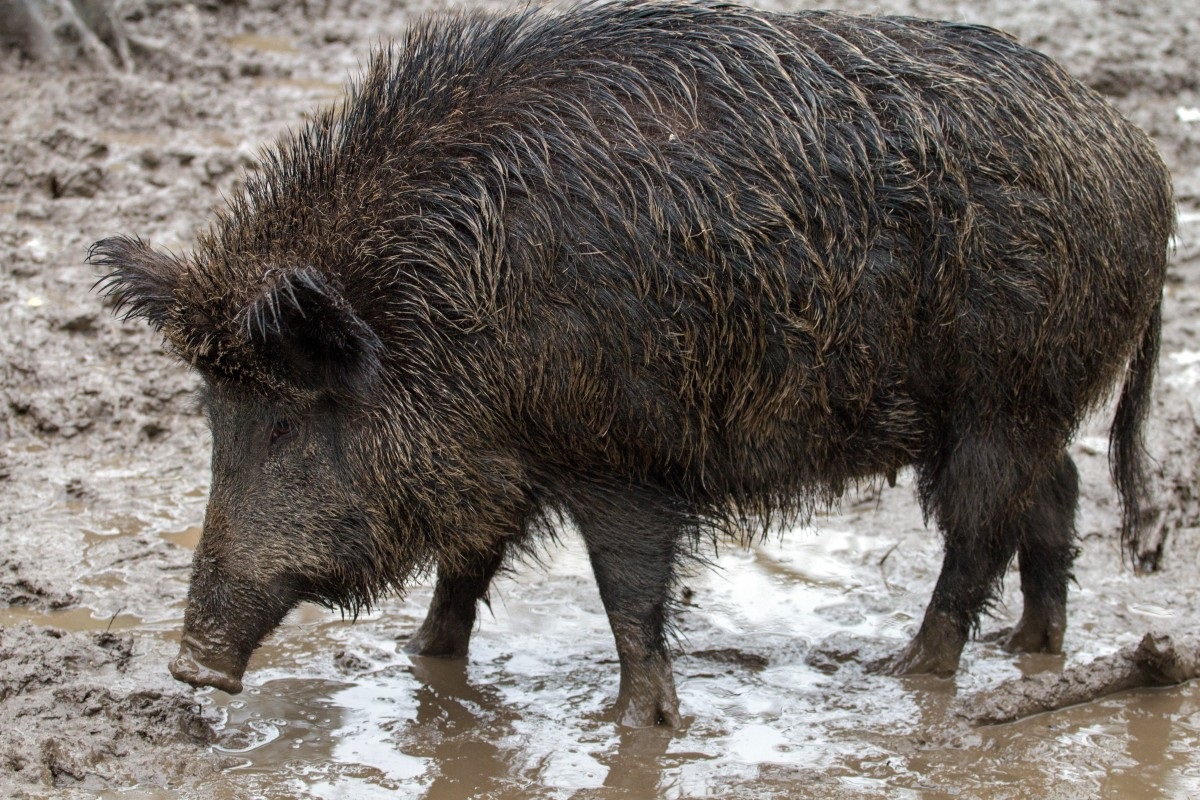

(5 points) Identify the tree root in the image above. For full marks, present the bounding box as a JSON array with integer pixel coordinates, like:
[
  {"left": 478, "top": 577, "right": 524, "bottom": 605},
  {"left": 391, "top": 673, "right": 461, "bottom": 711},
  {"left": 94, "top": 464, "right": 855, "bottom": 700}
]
[
  {"left": 0, "top": 0, "right": 136, "bottom": 69},
  {"left": 959, "top": 633, "right": 1200, "bottom": 726}
]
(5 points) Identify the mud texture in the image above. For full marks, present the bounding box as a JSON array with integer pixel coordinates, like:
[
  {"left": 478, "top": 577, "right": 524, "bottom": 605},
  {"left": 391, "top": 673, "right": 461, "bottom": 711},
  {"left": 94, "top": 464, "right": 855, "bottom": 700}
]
[
  {"left": 0, "top": 623, "right": 232, "bottom": 795},
  {"left": 2, "top": 1, "right": 1200, "bottom": 798}
]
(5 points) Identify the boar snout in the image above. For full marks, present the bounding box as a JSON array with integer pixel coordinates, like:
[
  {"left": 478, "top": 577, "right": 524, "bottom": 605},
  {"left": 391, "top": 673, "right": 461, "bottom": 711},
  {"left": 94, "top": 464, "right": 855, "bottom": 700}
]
[{"left": 169, "top": 634, "right": 246, "bottom": 694}]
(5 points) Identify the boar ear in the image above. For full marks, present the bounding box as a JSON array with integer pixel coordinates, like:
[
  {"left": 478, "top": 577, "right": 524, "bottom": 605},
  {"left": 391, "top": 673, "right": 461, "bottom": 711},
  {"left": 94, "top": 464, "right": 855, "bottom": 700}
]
[
  {"left": 246, "top": 267, "right": 383, "bottom": 397},
  {"left": 89, "top": 236, "right": 181, "bottom": 331}
]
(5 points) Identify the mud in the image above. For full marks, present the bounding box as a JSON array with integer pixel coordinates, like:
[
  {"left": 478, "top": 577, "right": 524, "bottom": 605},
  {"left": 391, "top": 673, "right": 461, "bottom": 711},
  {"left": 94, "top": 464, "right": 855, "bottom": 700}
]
[
  {"left": 2, "top": 0, "right": 1200, "bottom": 797},
  {"left": 0, "top": 623, "right": 234, "bottom": 793}
]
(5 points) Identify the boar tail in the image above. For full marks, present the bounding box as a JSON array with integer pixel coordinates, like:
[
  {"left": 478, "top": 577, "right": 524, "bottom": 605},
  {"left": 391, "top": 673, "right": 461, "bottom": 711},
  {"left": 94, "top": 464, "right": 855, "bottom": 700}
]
[{"left": 1109, "top": 298, "right": 1162, "bottom": 570}]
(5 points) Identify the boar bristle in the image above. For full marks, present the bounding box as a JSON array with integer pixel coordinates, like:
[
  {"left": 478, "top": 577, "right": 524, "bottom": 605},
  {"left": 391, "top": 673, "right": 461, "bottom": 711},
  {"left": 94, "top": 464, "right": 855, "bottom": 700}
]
[
  {"left": 108, "top": 1, "right": 1172, "bottom": 703},
  {"left": 89, "top": 236, "right": 183, "bottom": 331},
  {"left": 240, "top": 266, "right": 384, "bottom": 398}
]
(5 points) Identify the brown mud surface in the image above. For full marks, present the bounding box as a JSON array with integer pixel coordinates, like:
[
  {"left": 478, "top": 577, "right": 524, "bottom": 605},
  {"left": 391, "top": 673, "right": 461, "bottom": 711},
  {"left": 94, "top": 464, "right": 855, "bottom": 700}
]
[{"left": 2, "top": 1, "right": 1200, "bottom": 797}]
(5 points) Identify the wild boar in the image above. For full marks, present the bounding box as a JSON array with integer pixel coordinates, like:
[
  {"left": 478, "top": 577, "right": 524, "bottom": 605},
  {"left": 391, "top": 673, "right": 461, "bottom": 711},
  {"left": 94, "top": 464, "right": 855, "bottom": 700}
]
[{"left": 92, "top": 0, "right": 1172, "bottom": 727}]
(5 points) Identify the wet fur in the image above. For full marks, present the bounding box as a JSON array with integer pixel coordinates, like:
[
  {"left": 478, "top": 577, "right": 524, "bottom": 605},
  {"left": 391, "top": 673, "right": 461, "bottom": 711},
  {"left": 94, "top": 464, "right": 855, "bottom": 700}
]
[{"left": 94, "top": 0, "right": 1172, "bottom": 687}]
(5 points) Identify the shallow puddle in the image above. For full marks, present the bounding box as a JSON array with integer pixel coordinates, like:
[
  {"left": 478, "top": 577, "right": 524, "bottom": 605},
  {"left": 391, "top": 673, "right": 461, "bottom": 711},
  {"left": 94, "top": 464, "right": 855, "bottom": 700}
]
[
  {"left": 226, "top": 34, "right": 299, "bottom": 54},
  {"left": 0, "top": 605, "right": 144, "bottom": 632},
  {"left": 113, "top": 523, "right": 1200, "bottom": 799},
  {"left": 252, "top": 76, "right": 346, "bottom": 97}
]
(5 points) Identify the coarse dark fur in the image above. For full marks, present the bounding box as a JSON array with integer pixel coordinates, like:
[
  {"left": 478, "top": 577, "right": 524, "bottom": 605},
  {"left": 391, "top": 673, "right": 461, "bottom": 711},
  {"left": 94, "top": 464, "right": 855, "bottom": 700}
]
[{"left": 92, "top": 0, "right": 1172, "bottom": 726}]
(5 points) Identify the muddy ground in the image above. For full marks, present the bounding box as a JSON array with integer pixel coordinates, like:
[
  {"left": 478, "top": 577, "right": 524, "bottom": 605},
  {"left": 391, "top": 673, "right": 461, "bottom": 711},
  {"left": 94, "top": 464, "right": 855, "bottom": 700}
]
[{"left": 2, "top": 0, "right": 1200, "bottom": 797}]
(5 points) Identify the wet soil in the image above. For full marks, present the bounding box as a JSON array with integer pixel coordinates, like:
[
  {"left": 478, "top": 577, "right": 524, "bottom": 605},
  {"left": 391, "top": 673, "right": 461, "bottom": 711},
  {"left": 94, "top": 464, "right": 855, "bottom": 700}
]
[
  {"left": 0, "top": 623, "right": 234, "bottom": 791},
  {"left": 2, "top": 0, "right": 1200, "bottom": 797}
]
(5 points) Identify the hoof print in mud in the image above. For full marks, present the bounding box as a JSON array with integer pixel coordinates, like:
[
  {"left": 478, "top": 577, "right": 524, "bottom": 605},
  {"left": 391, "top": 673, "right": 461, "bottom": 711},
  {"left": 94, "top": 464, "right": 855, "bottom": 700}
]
[{"left": 93, "top": 0, "right": 1170, "bottom": 726}]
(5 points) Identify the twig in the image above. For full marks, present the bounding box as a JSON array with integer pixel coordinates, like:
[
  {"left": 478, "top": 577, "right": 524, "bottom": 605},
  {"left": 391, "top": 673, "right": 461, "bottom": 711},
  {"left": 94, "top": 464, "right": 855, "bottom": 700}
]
[
  {"left": 959, "top": 633, "right": 1200, "bottom": 726},
  {"left": 105, "top": 606, "right": 125, "bottom": 633}
]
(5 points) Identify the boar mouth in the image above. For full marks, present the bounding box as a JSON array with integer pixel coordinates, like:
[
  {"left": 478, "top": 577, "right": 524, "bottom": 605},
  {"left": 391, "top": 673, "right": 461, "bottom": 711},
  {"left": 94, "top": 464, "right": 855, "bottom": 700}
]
[{"left": 169, "top": 633, "right": 248, "bottom": 694}]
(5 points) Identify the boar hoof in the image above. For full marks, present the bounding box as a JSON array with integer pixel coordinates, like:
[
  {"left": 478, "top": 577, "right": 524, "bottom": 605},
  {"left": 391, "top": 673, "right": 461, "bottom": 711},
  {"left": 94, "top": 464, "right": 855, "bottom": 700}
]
[
  {"left": 169, "top": 637, "right": 245, "bottom": 694},
  {"left": 873, "top": 609, "right": 966, "bottom": 677},
  {"left": 616, "top": 691, "right": 683, "bottom": 728},
  {"left": 1002, "top": 604, "right": 1066, "bottom": 654},
  {"left": 878, "top": 641, "right": 958, "bottom": 677},
  {"left": 615, "top": 658, "right": 682, "bottom": 728},
  {"left": 403, "top": 625, "right": 471, "bottom": 659}
]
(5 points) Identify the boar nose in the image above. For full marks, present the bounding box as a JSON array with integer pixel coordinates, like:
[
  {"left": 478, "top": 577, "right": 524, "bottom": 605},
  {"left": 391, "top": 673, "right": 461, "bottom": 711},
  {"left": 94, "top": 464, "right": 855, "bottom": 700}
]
[{"left": 169, "top": 634, "right": 245, "bottom": 694}]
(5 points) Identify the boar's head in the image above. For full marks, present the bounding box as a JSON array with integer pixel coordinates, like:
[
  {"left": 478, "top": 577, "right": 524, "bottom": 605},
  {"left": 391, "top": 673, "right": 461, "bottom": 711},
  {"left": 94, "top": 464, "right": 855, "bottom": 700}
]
[{"left": 90, "top": 235, "right": 441, "bottom": 693}]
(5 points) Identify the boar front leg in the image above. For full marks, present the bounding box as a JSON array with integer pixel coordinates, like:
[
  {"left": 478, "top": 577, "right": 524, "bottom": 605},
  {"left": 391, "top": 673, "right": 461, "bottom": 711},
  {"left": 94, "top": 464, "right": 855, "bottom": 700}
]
[
  {"left": 570, "top": 484, "right": 683, "bottom": 728},
  {"left": 405, "top": 542, "right": 507, "bottom": 659}
]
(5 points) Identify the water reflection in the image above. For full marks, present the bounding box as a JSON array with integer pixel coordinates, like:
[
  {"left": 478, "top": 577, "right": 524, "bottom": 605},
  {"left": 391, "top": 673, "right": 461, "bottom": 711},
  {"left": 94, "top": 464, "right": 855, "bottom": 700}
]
[
  {"left": 1111, "top": 687, "right": 1200, "bottom": 796},
  {"left": 603, "top": 726, "right": 677, "bottom": 795},
  {"left": 401, "top": 655, "right": 517, "bottom": 799}
]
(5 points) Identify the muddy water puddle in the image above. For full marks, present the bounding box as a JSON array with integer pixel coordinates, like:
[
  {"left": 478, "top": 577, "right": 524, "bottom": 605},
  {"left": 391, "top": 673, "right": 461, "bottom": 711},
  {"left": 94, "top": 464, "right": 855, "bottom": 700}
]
[
  {"left": 0, "top": 604, "right": 144, "bottom": 632},
  {"left": 86, "top": 515, "right": 1200, "bottom": 798},
  {"left": 227, "top": 34, "right": 300, "bottom": 54}
]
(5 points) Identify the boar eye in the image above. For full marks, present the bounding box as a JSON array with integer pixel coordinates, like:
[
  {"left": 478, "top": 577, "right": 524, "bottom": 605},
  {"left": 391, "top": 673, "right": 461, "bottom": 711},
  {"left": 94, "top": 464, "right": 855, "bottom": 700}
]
[{"left": 270, "top": 418, "right": 297, "bottom": 445}]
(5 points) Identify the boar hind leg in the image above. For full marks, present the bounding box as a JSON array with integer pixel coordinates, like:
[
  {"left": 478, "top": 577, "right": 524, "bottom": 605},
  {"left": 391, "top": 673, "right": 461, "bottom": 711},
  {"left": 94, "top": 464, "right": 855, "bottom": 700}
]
[
  {"left": 886, "top": 430, "right": 1046, "bottom": 676},
  {"left": 570, "top": 484, "right": 683, "bottom": 728},
  {"left": 1005, "top": 453, "right": 1079, "bottom": 654},
  {"left": 405, "top": 542, "right": 507, "bottom": 659}
]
